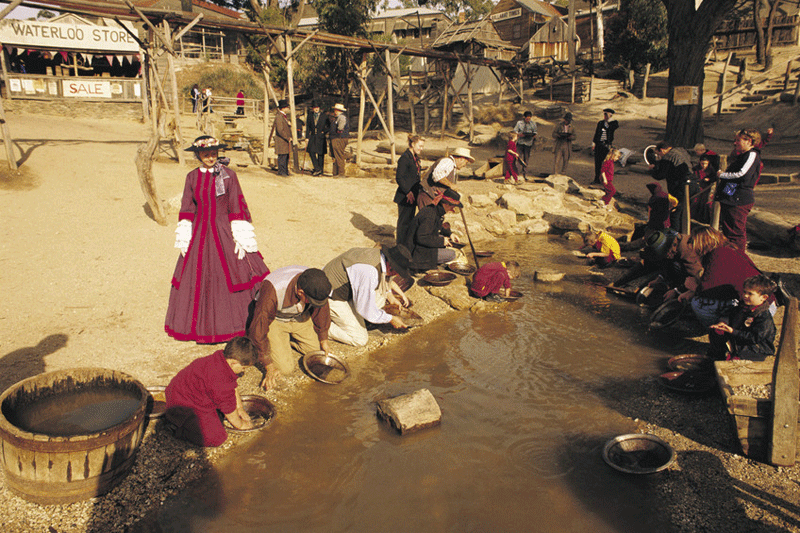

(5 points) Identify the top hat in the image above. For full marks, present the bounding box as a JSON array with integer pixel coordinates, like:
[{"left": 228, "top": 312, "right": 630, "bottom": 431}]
[
  {"left": 185, "top": 135, "right": 227, "bottom": 152},
  {"left": 450, "top": 147, "right": 474, "bottom": 162},
  {"left": 278, "top": 99, "right": 289, "bottom": 109},
  {"left": 381, "top": 244, "right": 412, "bottom": 280}
]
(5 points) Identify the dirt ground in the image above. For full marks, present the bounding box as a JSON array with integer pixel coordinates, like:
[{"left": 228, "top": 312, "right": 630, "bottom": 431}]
[{"left": 1, "top": 63, "right": 800, "bottom": 531}]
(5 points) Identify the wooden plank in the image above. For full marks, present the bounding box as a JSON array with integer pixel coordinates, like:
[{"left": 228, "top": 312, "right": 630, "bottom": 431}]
[{"left": 770, "top": 297, "right": 799, "bottom": 466}]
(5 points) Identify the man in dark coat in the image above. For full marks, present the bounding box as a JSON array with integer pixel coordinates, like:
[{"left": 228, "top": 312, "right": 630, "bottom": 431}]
[
  {"left": 305, "top": 102, "right": 329, "bottom": 176},
  {"left": 274, "top": 99, "right": 292, "bottom": 176},
  {"left": 649, "top": 141, "right": 698, "bottom": 232},
  {"left": 592, "top": 108, "right": 619, "bottom": 184},
  {"left": 405, "top": 189, "right": 461, "bottom": 271}
]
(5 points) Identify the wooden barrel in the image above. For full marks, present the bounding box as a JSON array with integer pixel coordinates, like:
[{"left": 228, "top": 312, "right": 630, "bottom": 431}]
[{"left": 0, "top": 368, "right": 148, "bottom": 505}]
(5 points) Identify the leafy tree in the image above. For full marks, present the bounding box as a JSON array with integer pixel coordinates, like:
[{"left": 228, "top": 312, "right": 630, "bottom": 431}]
[{"left": 604, "top": 0, "right": 668, "bottom": 75}]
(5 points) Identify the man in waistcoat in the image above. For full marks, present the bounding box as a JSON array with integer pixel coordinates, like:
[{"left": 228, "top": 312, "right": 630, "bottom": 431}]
[
  {"left": 552, "top": 112, "right": 575, "bottom": 175},
  {"left": 322, "top": 245, "right": 412, "bottom": 346},
  {"left": 329, "top": 103, "right": 349, "bottom": 176},
  {"left": 592, "top": 108, "right": 619, "bottom": 185},
  {"left": 305, "top": 102, "right": 329, "bottom": 176},
  {"left": 405, "top": 189, "right": 462, "bottom": 272},
  {"left": 513, "top": 110, "right": 537, "bottom": 179},
  {"left": 248, "top": 266, "right": 332, "bottom": 390},
  {"left": 417, "top": 146, "right": 473, "bottom": 208},
  {"left": 274, "top": 99, "right": 292, "bottom": 176}
]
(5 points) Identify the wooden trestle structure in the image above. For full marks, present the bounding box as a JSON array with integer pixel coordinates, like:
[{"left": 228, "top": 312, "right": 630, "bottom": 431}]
[{"left": 9, "top": 0, "right": 526, "bottom": 224}]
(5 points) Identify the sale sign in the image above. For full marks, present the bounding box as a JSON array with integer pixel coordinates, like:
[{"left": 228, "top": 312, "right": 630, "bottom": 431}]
[{"left": 62, "top": 80, "right": 112, "bottom": 98}]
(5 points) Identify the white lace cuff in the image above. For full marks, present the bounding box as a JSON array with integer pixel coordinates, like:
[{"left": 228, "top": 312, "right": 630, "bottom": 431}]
[
  {"left": 231, "top": 220, "right": 259, "bottom": 253},
  {"left": 174, "top": 220, "right": 192, "bottom": 253}
]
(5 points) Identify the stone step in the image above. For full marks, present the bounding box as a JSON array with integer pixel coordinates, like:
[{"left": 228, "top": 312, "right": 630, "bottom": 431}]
[{"left": 758, "top": 172, "right": 799, "bottom": 185}]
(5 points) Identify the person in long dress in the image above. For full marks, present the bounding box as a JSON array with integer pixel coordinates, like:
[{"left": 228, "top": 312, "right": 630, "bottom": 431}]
[{"left": 165, "top": 136, "right": 270, "bottom": 343}]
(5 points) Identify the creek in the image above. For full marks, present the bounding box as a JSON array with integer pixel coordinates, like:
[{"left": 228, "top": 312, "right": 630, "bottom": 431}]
[{"left": 152, "top": 235, "right": 694, "bottom": 533}]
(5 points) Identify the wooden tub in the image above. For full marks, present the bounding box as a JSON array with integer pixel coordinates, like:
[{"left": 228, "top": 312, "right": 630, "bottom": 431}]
[{"left": 0, "top": 368, "right": 148, "bottom": 504}]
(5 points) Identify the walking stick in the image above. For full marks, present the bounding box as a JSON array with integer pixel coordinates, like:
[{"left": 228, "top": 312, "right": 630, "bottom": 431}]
[{"left": 459, "top": 207, "right": 480, "bottom": 268}]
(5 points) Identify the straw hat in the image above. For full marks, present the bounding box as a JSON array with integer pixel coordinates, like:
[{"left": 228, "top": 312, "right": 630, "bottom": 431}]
[
  {"left": 333, "top": 103, "right": 346, "bottom": 112},
  {"left": 185, "top": 135, "right": 226, "bottom": 152},
  {"left": 450, "top": 147, "right": 474, "bottom": 162}
]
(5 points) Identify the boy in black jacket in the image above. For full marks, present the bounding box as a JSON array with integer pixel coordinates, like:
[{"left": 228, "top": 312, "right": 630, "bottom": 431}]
[{"left": 708, "top": 275, "right": 777, "bottom": 361}]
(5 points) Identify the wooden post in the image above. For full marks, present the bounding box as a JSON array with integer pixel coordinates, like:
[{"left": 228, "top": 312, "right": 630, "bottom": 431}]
[
  {"left": 285, "top": 34, "right": 299, "bottom": 172},
  {"left": 770, "top": 297, "right": 799, "bottom": 466},
  {"left": 793, "top": 73, "right": 800, "bottom": 105},
  {"left": 683, "top": 182, "right": 691, "bottom": 234},
  {"left": 643, "top": 63, "right": 651, "bottom": 98},
  {"left": 711, "top": 202, "right": 721, "bottom": 230},
  {"left": 465, "top": 62, "right": 475, "bottom": 144},
  {"left": 408, "top": 69, "right": 416, "bottom": 135},
  {"left": 519, "top": 66, "right": 524, "bottom": 105},
  {"left": 357, "top": 57, "right": 366, "bottom": 166},
  {"left": 147, "top": 54, "right": 158, "bottom": 136},
  {"left": 385, "top": 49, "right": 396, "bottom": 165},
  {"left": 423, "top": 92, "right": 429, "bottom": 133},
  {"left": 784, "top": 59, "right": 793, "bottom": 91},
  {"left": 163, "top": 21, "right": 185, "bottom": 166},
  {"left": 440, "top": 63, "right": 449, "bottom": 140},
  {"left": 262, "top": 68, "right": 270, "bottom": 166},
  {"left": 571, "top": 71, "right": 576, "bottom": 104}
]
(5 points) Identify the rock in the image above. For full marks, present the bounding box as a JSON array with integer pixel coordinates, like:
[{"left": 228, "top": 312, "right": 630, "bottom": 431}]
[
  {"left": 517, "top": 218, "right": 550, "bottom": 234},
  {"left": 563, "top": 231, "right": 583, "bottom": 241},
  {"left": 487, "top": 208, "right": 518, "bottom": 230},
  {"left": 543, "top": 212, "right": 590, "bottom": 232},
  {"left": 469, "top": 193, "right": 497, "bottom": 208},
  {"left": 376, "top": 389, "right": 442, "bottom": 435},
  {"left": 498, "top": 192, "right": 541, "bottom": 217},
  {"left": 535, "top": 269, "right": 565, "bottom": 282},
  {"left": 544, "top": 175, "right": 579, "bottom": 194},
  {"left": 531, "top": 190, "right": 565, "bottom": 212},
  {"left": 428, "top": 283, "right": 473, "bottom": 310},
  {"left": 748, "top": 208, "right": 796, "bottom": 247}
]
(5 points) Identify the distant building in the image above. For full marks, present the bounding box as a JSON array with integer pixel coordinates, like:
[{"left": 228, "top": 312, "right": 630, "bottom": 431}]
[
  {"left": 299, "top": 7, "right": 451, "bottom": 47},
  {"left": 490, "top": 0, "right": 563, "bottom": 49}
]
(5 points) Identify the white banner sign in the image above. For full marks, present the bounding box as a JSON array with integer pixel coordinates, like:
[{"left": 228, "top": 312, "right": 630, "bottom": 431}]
[
  {"left": 62, "top": 79, "right": 112, "bottom": 98},
  {"left": 0, "top": 20, "right": 139, "bottom": 53},
  {"left": 491, "top": 9, "right": 522, "bottom": 22}
]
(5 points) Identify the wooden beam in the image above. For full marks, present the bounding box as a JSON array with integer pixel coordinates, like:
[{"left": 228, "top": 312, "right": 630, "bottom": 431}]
[
  {"left": 357, "top": 74, "right": 394, "bottom": 149},
  {"left": 770, "top": 296, "right": 799, "bottom": 466},
  {"left": 173, "top": 13, "right": 204, "bottom": 43},
  {"left": 0, "top": 0, "right": 23, "bottom": 21},
  {"left": 357, "top": 57, "right": 366, "bottom": 166},
  {"left": 386, "top": 48, "right": 396, "bottom": 165},
  {"left": 285, "top": 34, "right": 300, "bottom": 172},
  {"left": 124, "top": 0, "right": 175, "bottom": 55}
]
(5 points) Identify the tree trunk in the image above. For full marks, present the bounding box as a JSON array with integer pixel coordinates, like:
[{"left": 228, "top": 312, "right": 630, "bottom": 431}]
[
  {"left": 663, "top": 0, "right": 737, "bottom": 147},
  {"left": 754, "top": 0, "right": 765, "bottom": 65},
  {"left": 765, "top": 0, "right": 782, "bottom": 69},
  {"left": 595, "top": 1, "right": 605, "bottom": 61}
]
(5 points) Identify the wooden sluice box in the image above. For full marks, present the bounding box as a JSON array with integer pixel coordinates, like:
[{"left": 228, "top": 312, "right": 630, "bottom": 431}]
[
  {"left": 714, "top": 296, "right": 800, "bottom": 466},
  {"left": 715, "top": 359, "right": 800, "bottom": 462}
]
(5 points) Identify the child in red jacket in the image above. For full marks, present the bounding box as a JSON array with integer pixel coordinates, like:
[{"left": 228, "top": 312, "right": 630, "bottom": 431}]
[
  {"left": 165, "top": 337, "right": 256, "bottom": 447},
  {"left": 470, "top": 261, "right": 521, "bottom": 301},
  {"left": 504, "top": 132, "right": 521, "bottom": 184}
]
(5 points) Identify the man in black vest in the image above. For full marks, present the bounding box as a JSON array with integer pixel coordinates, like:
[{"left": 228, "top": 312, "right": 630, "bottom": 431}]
[{"left": 305, "top": 102, "right": 329, "bottom": 176}]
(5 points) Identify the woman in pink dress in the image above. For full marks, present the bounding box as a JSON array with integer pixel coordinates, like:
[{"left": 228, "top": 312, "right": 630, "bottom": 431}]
[{"left": 165, "top": 136, "right": 269, "bottom": 343}]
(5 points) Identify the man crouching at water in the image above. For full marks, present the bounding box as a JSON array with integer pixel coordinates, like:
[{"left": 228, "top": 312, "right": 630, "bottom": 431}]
[
  {"left": 248, "top": 266, "right": 332, "bottom": 390},
  {"left": 165, "top": 337, "right": 255, "bottom": 447},
  {"left": 323, "top": 245, "right": 412, "bottom": 346}
]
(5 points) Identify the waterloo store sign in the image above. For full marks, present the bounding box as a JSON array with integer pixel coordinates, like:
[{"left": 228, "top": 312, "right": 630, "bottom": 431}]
[{"left": 0, "top": 18, "right": 139, "bottom": 53}]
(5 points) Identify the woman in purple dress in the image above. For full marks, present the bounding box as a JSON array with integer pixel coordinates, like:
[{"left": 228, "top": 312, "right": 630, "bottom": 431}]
[{"left": 165, "top": 136, "right": 269, "bottom": 343}]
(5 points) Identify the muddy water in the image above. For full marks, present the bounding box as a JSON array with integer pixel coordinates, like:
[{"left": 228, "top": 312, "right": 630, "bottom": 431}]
[
  {"left": 156, "top": 236, "right": 687, "bottom": 533},
  {"left": 7, "top": 387, "right": 141, "bottom": 436}
]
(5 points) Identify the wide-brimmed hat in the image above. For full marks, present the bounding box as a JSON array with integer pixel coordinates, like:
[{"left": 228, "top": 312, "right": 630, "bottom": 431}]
[
  {"left": 603, "top": 108, "right": 615, "bottom": 114},
  {"left": 564, "top": 112, "right": 573, "bottom": 121},
  {"left": 278, "top": 99, "right": 289, "bottom": 109},
  {"left": 440, "top": 189, "right": 463, "bottom": 208},
  {"left": 381, "top": 244, "right": 412, "bottom": 279},
  {"left": 333, "top": 103, "right": 346, "bottom": 112},
  {"left": 450, "top": 147, "right": 474, "bottom": 162},
  {"left": 296, "top": 268, "right": 331, "bottom": 307},
  {"left": 185, "top": 135, "right": 227, "bottom": 152}
]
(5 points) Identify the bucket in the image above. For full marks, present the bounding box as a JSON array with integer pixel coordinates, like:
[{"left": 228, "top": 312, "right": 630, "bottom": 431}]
[{"left": 0, "top": 368, "right": 149, "bottom": 505}]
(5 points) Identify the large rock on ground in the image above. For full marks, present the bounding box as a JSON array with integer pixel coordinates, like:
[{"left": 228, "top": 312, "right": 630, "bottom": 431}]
[
  {"left": 498, "top": 192, "right": 541, "bottom": 217},
  {"left": 487, "top": 209, "right": 518, "bottom": 231},
  {"left": 544, "top": 175, "right": 580, "bottom": 194},
  {"left": 516, "top": 218, "right": 551, "bottom": 234},
  {"left": 427, "top": 282, "right": 473, "bottom": 310},
  {"left": 469, "top": 193, "right": 498, "bottom": 208},
  {"left": 544, "top": 212, "right": 591, "bottom": 232}
]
